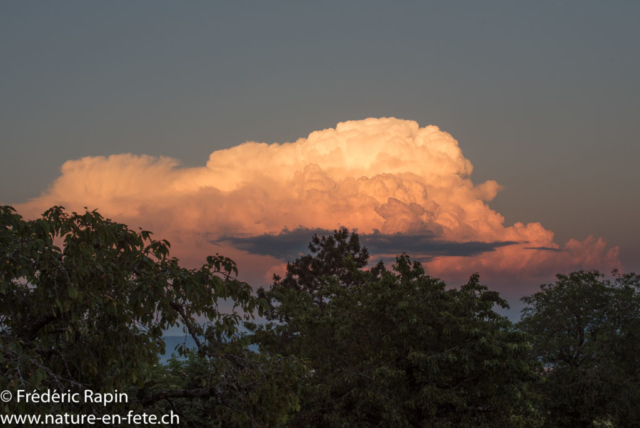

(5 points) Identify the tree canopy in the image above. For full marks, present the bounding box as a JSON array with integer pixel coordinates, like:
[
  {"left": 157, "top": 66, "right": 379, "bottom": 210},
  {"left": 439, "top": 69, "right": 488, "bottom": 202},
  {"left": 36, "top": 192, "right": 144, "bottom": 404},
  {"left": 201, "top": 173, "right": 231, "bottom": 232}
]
[
  {"left": 518, "top": 270, "right": 640, "bottom": 428},
  {"left": 252, "top": 229, "right": 542, "bottom": 427},
  {"left": 2, "top": 208, "right": 638, "bottom": 427},
  {"left": 0, "top": 205, "right": 304, "bottom": 426}
]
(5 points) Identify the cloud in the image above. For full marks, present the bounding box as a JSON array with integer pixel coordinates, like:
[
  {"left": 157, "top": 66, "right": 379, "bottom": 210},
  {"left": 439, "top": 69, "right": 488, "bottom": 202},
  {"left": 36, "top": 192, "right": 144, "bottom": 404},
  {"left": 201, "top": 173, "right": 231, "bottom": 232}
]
[
  {"left": 214, "top": 227, "right": 520, "bottom": 261},
  {"left": 524, "top": 246, "right": 566, "bottom": 252},
  {"left": 214, "top": 228, "right": 330, "bottom": 260},
  {"left": 361, "top": 230, "right": 520, "bottom": 259},
  {"left": 14, "top": 117, "right": 621, "bottom": 290}
]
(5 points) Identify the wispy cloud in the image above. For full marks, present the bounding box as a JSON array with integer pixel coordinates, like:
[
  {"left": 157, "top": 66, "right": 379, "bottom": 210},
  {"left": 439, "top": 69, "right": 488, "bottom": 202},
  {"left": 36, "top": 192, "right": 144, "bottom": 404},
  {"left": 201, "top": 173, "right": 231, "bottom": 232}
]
[{"left": 524, "top": 246, "right": 566, "bottom": 252}]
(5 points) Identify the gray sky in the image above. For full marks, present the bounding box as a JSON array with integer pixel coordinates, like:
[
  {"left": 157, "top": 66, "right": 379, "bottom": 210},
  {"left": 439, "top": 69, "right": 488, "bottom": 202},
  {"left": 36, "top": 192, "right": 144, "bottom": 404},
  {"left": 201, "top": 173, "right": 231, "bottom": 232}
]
[{"left": 1, "top": 0, "right": 639, "bottom": 272}]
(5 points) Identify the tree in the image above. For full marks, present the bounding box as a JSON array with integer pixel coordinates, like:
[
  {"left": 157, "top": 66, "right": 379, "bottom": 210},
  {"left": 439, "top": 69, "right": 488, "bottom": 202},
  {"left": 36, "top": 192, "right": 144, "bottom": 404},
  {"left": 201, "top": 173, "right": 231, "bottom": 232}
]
[
  {"left": 139, "top": 344, "right": 305, "bottom": 427},
  {"left": 518, "top": 270, "right": 640, "bottom": 428},
  {"left": 257, "top": 228, "right": 383, "bottom": 319},
  {"left": 0, "top": 205, "right": 304, "bottom": 426},
  {"left": 251, "top": 230, "right": 541, "bottom": 427}
]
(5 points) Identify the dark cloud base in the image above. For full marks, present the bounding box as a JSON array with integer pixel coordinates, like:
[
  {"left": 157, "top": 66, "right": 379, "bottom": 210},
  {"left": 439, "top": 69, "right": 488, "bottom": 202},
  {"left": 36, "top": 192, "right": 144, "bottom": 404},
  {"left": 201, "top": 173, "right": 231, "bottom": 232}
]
[
  {"left": 524, "top": 246, "right": 565, "bottom": 252},
  {"left": 213, "top": 227, "right": 520, "bottom": 262}
]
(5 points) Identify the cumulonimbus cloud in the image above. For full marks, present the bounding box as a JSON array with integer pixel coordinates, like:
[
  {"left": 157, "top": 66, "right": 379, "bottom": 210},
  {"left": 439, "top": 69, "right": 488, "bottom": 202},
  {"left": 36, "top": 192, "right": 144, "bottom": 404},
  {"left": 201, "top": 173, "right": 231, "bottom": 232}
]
[{"left": 15, "top": 117, "right": 620, "bottom": 289}]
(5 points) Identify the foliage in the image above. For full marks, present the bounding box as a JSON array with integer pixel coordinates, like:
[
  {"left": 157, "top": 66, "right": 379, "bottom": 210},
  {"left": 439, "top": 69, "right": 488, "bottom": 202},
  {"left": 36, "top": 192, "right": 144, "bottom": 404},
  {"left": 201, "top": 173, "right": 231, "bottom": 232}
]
[
  {"left": 139, "top": 344, "right": 306, "bottom": 427},
  {"left": 4, "top": 207, "right": 638, "bottom": 427},
  {"left": 257, "top": 228, "right": 383, "bottom": 318},
  {"left": 0, "top": 205, "right": 303, "bottom": 426},
  {"left": 252, "top": 229, "right": 542, "bottom": 427},
  {"left": 518, "top": 270, "right": 640, "bottom": 428}
]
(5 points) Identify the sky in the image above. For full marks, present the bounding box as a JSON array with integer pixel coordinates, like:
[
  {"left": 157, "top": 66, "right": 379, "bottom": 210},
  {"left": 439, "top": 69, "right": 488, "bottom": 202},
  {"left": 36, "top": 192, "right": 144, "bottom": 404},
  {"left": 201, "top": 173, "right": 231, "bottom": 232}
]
[{"left": 2, "top": 1, "right": 639, "bottom": 316}]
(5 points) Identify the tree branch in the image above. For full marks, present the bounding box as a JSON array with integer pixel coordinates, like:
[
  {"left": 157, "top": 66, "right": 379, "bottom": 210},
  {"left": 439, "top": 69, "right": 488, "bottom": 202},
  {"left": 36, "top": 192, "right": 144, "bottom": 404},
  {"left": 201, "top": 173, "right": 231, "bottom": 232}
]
[{"left": 169, "top": 301, "right": 204, "bottom": 355}]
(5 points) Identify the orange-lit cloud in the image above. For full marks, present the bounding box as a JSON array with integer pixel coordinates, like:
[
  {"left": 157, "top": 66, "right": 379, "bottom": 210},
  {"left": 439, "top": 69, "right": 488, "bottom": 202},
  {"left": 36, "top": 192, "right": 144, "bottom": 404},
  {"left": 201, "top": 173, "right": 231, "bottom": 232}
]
[{"left": 15, "top": 117, "right": 620, "bottom": 289}]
